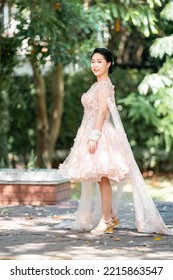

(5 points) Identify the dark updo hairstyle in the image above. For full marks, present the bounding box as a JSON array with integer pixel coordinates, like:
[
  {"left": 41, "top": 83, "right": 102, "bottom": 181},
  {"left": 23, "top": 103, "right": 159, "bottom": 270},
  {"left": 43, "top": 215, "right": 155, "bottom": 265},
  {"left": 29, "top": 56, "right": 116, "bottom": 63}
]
[{"left": 91, "top": 48, "right": 115, "bottom": 74}]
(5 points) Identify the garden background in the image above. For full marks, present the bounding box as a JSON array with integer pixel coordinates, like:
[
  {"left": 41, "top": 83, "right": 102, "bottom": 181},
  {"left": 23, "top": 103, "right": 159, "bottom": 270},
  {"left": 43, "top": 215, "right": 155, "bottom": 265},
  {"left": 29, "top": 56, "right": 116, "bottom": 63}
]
[{"left": 0, "top": 0, "right": 173, "bottom": 186}]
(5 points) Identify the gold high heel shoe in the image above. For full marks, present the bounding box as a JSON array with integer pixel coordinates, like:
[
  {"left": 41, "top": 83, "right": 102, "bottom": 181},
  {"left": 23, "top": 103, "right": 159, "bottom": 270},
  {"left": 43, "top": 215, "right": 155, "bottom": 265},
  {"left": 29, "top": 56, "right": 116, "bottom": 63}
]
[
  {"left": 111, "top": 214, "right": 119, "bottom": 228},
  {"left": 90, "top": 219, "right": 114, "bottom": 235}
]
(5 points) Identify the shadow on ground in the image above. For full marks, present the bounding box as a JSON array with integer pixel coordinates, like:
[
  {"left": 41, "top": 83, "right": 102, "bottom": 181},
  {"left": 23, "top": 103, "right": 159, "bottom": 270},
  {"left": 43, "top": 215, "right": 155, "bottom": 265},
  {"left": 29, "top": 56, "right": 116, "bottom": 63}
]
[{"left": 0, "top": 200, "right": 173, "bottom": 260}]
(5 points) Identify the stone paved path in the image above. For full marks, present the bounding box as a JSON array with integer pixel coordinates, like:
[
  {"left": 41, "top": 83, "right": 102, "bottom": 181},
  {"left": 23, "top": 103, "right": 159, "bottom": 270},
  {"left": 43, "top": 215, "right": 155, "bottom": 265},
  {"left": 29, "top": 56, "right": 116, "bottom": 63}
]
[{"left": 0, "top": 199, "right": 173, "bottom": 260}]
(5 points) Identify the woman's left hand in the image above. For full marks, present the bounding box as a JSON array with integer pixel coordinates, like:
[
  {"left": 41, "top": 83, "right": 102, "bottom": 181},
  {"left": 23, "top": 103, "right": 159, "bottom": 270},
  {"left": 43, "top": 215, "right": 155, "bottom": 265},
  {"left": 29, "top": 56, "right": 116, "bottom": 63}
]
[{"left": 88, "top": 140, "right": 97, "bottom": 154}]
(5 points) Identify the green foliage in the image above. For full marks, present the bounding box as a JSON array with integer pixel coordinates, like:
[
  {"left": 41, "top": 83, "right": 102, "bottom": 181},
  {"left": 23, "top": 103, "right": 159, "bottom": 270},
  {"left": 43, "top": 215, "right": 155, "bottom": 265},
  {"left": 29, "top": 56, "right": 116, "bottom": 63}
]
[
  {"left": 146, "top": 0, "right": 162, "bottom": 8},
  {"left": 1, "top": 0, "right": 173, "bottom": 172},
  {"left": 1, "top": 0, "right": 110, "bottom": 167},
  {"left": 106, "top": 0, "right": 160, "bottom": 37},
  {"left": 119, "top": 93, "right": 160, "bottom": 127},
  {"left": 138, "top": 73, "right": 172, "bottom": 94},
  {"left": 0, "top": 82, "right": 10, "bottom": 166},
  {"left": 12, "top": 0, "right": 107, "bottom": 66},
  {"left": 138, "top": 0, "right": 173, "bottom": 154},
  {"left": 124, "top": 6, "right": 158, "bottom": 37},
  {"left": 27, "top": 150, "right": 37, "bottom": 169},
  {"left": 7, "top": 76, "right": 36, "bottom": 166},
  {"left": 150, "top": 35, "right": 173, "bottom": 59},
  {"left": 0, "top": 36, "right": 18, "bottom": 75},
  {"left": 160, "top": 1, "right": 173, "bottom": 21}
]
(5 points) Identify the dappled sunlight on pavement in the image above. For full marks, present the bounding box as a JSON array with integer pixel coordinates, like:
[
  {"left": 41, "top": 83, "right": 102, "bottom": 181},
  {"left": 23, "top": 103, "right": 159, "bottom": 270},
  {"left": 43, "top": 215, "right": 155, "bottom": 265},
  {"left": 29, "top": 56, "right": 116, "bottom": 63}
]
[{"left": 0, "top": 198, "right": 173, "bottom": 260}]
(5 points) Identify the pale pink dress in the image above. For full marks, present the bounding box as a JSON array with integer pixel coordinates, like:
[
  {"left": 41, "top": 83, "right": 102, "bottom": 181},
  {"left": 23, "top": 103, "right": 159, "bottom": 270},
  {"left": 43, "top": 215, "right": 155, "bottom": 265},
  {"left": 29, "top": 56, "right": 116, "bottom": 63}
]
[
  {"left": 57, "top": 80, "right": 173, "bottom": 236},
  {"left": 59, "top": 80, "right": 129, "bottom": 182}
]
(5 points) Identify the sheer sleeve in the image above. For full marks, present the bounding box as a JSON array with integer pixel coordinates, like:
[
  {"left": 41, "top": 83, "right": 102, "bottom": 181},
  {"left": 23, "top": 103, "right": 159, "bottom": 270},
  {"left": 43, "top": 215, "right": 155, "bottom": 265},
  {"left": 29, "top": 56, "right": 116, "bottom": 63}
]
[{"left": 97, "top": 82, "right": 114, "bottom": 100}]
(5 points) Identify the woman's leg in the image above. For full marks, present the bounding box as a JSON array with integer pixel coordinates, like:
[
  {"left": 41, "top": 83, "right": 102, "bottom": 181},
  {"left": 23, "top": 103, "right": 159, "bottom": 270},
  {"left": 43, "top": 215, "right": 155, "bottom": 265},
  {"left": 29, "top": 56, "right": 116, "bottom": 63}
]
[
  {"left": 98, "top": 176, "right": 112, "bottom": 221},
  {"left": 90, "top": 177, "right": 113, "bottom": 234}
]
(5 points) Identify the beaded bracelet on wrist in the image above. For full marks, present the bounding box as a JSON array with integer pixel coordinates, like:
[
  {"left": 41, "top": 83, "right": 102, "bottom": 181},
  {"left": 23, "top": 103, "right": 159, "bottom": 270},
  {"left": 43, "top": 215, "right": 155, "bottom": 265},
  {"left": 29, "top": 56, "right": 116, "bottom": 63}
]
[{"left": 88, "top": 129, "right": 101, "bottom": 142}]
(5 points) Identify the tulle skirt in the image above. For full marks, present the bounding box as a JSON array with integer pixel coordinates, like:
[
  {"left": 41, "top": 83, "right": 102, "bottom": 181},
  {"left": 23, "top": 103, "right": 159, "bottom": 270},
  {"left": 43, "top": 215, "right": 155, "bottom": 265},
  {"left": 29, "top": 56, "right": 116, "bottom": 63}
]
[{"left": 59, "top": 121, "right": 129, "bottom": 182}]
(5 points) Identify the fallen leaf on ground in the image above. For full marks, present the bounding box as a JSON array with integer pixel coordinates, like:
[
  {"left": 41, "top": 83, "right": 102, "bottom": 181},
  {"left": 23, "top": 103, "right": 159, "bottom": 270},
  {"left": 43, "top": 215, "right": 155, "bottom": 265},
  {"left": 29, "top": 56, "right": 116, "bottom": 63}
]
[
  {"left": 154, "top": 237, "right": 162, "bottom": 241},
  {"left": 51, "top": 215, "right": 62, "bottom": 219},
  {"left": 114, "top": 238, "right": 120, "bottom": 241},
  {"left": 56, "top": 236, "right": 62, "bottom": 240},
  {"left": 24, "top": 216, "right": 34, "bottom": 220},
  {"left": 135, "top": 246, "right": 148, "bottom": 251}
]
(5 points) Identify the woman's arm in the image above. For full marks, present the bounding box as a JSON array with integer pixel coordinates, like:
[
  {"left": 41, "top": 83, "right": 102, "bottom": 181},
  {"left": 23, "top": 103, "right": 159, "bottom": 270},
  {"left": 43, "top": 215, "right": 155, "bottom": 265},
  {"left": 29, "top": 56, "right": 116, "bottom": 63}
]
[
  {"left": 94, "top": 92, "right": 108, "bottom": 130},
  {"left": 88, "top": 90, "right": 108, "bottom": 154}
]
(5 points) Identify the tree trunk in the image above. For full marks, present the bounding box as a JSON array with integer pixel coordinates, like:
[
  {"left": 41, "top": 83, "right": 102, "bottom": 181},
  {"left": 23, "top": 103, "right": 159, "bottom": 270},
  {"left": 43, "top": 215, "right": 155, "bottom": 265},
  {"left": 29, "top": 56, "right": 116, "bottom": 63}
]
[
  {"left": 83, "top": 0, "right": 93, "bottom": 9},
  {"left": 31, "top": 61, "right": 51, "bottom": 168},
  {"left": 31, "top": 62, "right": 64, "bottom": 168},
  {"left": 49, "top": 63, "right": 64, "bottom": 158},
  {"left": 0, "top": 0, "right": 7, "bottom": 11}
]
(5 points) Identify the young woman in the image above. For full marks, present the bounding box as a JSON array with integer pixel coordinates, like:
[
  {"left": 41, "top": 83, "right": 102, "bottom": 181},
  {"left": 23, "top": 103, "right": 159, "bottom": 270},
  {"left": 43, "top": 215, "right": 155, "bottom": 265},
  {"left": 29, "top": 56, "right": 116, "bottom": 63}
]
[{"left": 59, "top": 48, "right": 173, "bottom": 236}]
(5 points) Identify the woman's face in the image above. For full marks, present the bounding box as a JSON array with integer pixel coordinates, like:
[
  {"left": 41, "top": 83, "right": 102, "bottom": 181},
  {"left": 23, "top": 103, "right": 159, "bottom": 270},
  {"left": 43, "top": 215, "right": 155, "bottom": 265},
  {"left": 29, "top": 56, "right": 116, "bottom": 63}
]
[{"left": 91, "top": 53, "right": 111, "bottom": 78}]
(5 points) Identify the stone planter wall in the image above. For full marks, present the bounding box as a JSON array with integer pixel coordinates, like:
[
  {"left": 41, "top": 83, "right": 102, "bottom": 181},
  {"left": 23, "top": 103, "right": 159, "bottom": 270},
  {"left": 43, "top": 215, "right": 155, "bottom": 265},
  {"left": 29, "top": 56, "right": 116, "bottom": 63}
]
[{"left": 0, "top": 169, "right": 70, "bottom": 206}]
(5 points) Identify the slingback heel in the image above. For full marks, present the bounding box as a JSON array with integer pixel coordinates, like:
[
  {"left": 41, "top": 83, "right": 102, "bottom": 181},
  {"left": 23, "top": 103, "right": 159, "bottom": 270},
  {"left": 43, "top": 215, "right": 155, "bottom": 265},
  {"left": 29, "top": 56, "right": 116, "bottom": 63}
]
[{"left": 112, "top": 216, "right": 119, "bottom": 228}]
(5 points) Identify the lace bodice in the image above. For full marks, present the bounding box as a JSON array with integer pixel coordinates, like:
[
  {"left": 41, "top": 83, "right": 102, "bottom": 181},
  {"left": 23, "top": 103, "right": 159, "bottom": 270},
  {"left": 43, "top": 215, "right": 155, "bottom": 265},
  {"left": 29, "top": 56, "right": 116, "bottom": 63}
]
[{"left": 81, "top": 80, "right": 114, "bottom": 126}]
